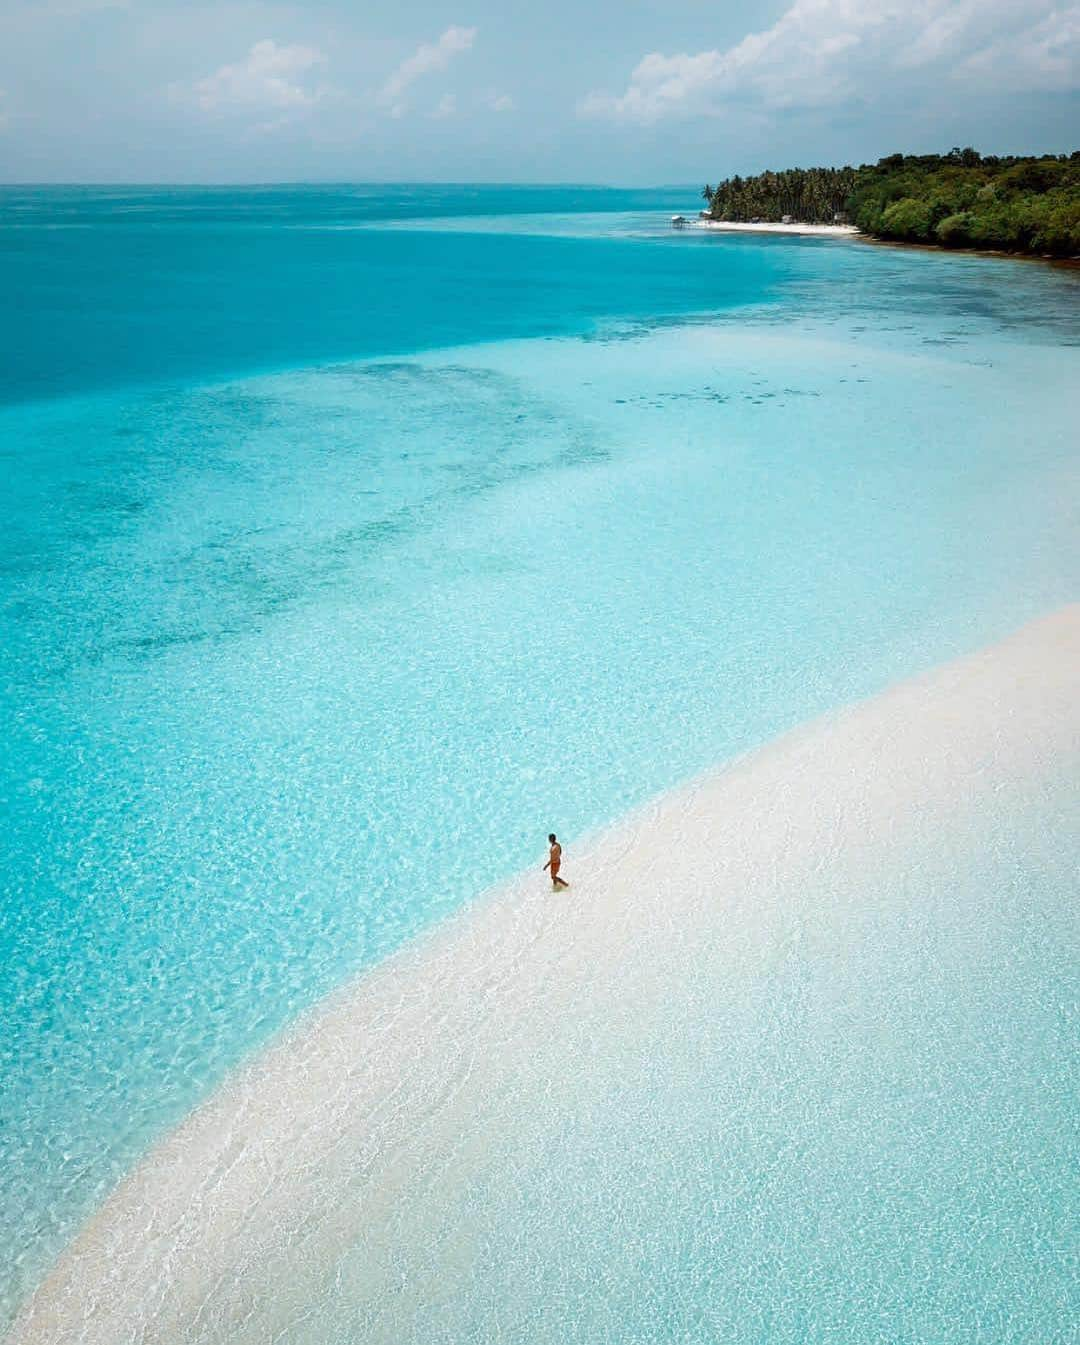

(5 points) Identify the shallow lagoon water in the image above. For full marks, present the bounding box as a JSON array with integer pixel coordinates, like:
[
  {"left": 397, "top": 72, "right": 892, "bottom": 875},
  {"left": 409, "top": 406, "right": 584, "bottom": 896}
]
[{"left": 1, "top": 187, "right": 1078, "bottom": 1331}]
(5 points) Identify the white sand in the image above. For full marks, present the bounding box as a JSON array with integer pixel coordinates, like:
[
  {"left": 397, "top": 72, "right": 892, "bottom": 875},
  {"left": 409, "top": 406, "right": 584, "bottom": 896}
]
[
  {"left": 693, "top": 219, "right": 858, "bottom": 237},
  {"left": 10, "top": 607, "right": 1080, "bottom": 1344}
]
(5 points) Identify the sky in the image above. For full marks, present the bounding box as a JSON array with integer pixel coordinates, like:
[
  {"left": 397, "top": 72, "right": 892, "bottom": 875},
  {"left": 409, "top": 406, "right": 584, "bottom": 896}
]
[{"left": 0, "top": 0, "right": 1076, "bottom": 183}]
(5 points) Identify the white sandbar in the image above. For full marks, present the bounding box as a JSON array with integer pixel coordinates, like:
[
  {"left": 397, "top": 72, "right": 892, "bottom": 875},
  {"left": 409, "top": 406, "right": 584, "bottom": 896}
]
[
  {"left": 693, "top": 219, "right": 859, "bottom": 237},
  {"left": 10, "top": 607, "right": 1080, "bottom": 1343}
]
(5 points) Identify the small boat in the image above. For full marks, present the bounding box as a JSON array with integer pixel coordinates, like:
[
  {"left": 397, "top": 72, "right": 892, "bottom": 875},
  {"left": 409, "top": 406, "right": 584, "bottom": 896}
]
[{"left": 671, "top": 214, "right": 688, "bottom": 228}]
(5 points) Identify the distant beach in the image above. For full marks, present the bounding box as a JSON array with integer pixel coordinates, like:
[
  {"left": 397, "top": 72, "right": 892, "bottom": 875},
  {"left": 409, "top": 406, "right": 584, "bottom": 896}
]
[
  {"left": 698, "top": 153, "right": 1079, "bottom": 259},
  {"left": 692, "top": 219, "right": 858, "bottom": 237}
]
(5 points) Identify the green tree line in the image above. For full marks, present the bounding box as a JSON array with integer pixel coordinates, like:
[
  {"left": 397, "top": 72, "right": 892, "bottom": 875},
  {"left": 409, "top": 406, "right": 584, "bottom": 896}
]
[{"left": 703, "top": 149, "right": 1080, "bottom": 257}]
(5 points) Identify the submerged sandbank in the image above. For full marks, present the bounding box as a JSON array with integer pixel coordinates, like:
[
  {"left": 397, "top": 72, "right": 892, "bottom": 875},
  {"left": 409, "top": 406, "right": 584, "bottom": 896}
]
[{"left": 11, "top": 607, "right": 1080, "bottom": 1344}]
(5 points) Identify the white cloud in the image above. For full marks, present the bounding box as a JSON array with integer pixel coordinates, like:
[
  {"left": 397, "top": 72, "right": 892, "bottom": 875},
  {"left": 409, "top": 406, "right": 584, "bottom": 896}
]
[
  {"left": 895, "top": 1, "right": 980, "bottom": 68},
  {"left": 484, "top": 91, "right": 514, "bottom": 112},
  {"left": 581, "top": 0, "right": 1080, "bottom": 123},
  {"left": 432, "top": 92, "right": 457, "bottom": 119},
  {"left": 961, "top": 5, "right": 1080, "bottom": 90},
  {"left": 378, "top": 25, "right": 476, "bottom": 116},
  {"left": 178, "top": 39, "right": 327, "bottom": 118}
]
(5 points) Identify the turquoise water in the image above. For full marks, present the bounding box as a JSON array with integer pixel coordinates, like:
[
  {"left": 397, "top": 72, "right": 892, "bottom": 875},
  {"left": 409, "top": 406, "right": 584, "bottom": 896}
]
[{"left": 1, "top": 186, "right": 1078, "bottom": 1332}]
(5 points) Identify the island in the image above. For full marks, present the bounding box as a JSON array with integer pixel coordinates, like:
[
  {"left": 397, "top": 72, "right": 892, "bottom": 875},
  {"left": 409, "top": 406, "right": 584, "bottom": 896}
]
[{"left": 700, "top": 148, "right": 1080, "bottom": 257}]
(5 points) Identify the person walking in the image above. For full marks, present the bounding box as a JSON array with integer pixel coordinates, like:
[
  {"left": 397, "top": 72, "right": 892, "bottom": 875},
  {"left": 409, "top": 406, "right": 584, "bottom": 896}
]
[{"left": 544, "top": 833, "right": 569, "bottom": 890}]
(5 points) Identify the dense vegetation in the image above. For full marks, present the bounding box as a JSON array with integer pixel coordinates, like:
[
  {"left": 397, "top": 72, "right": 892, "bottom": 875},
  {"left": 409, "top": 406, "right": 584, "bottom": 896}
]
[{"left": 703, "top": 149, "right": 1080, "bottom": 257}]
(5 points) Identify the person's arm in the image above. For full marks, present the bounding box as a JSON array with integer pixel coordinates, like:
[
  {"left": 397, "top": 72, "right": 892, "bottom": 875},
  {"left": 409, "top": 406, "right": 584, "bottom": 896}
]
[{"left": 543, "top": 856, "right": 551, "bottom": 871}]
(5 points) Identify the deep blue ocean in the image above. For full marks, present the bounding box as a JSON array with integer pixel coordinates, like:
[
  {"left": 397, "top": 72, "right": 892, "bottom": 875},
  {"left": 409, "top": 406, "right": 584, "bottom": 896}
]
[{"left": 2, "top": 185, "right": 1078, "bottom": 1339}]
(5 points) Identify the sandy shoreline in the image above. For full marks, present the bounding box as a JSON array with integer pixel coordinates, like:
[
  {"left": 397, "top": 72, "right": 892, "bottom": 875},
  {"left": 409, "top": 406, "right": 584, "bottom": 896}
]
[
  {"left": 9, "top": 607, "right": 1080, "bottom": 1343},
  {"left": 692, "top": 219, "right": 859, "bottom": 237},
  {"left": 692, "top": 218, "right": 1079, "bottom": 263}
]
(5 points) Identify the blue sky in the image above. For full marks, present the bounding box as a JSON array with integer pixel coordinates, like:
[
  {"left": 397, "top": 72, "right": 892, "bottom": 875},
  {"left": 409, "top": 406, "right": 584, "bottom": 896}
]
[{"left": 0, "top": 0, "right": 1076, "bottom": 183}]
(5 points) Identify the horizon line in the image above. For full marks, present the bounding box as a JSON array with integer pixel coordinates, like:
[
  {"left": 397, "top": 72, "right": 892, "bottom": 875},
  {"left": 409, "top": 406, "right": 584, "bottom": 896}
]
[{"left": 0, "top": 179, "right": 702, "bottom": 191}]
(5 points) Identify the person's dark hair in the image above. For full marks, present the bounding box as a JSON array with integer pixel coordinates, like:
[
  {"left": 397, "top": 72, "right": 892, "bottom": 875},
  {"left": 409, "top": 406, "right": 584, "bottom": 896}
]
[{"left": 548, "top": 833, "right": 557, "bottom": 843}]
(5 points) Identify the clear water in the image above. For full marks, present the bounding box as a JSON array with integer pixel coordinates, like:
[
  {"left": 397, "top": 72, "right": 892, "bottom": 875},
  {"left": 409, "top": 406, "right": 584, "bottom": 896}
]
[{"left": 1, "top": 186, "right": 1078, "bottom": 1332}]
